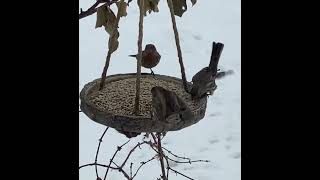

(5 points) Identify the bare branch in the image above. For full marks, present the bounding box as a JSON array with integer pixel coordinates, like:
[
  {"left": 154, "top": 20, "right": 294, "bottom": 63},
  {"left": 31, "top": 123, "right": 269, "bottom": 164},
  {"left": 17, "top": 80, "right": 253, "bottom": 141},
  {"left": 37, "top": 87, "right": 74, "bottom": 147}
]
[
  {"left": 112, "top": 162, "right": 131, "bottom": 180},
  {"left": 163, "top": 155, "right": 170, "bottom": 180},
  {"left": 79, "top": 0, "right": 117, "bottom": 20},
  {"left": 162, "top": 147, "right": 191, "bottom": 161},
  {"left": 79, "top": 163, "right": 117, "bottom": 170},
  {"left": 156, "top": 133, "right": 167, "bottom": 180},
  {"left": 130, "top": 162, "right": 133, "bottom": 179},
  {"left": 167, "top": 157, "right": 210, "bottom": 164},
  {"left": 132, "top": 155, "right": 157, "bottom": 179},
  {"left": 120, "top": 142, "right": 147, "bottom": 168},
  {"left": 103, "top": 139, "right": 130, "bottom": 180},
  {"left": 95, "top": 127, "right": 109, "bottom": 178},
  {"left": 150, "top": 133, "right": 158, "bottom": 144},
  {"left": 169, "top": 167, "right": 195, "bottom": 180}
]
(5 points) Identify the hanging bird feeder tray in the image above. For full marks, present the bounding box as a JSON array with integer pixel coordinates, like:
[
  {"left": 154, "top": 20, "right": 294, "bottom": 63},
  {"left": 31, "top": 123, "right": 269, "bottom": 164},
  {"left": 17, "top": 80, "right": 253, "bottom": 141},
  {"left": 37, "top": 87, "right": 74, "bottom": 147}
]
[
  {"left": 80, "top": 73, "right": 207, "bottom": 133},
  {"left": 79, "top": 0, "right": 227, "bottom": 137}
]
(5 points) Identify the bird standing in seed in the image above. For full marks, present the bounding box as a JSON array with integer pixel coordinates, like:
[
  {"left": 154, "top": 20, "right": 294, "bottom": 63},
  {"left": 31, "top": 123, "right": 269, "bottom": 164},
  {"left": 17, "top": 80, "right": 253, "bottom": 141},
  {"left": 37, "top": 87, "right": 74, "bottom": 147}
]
[{"left": 129, "top": 44, "right": 161, "bottom": 75}]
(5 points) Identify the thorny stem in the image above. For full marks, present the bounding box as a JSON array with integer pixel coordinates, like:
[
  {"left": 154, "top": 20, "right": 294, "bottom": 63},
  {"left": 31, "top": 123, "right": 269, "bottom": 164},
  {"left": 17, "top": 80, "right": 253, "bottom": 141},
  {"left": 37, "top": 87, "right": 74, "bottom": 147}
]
[
  {"left": 79, "top": 163, "right": 117, "bottom": 170},
  {"left": 132, "top": 155, "right": 157, "bottom": 179},
  {"left": 162, "top": 147, "right": 191, "bottom": 161},
  {"left": 169, "top": 167, "right": 195, "bottom": 180},
  {"left": 80, "top": 133, "right": 209, "bottom": 180},
  {"left": 167, "top": 157, "right": 210, "bottom": 164},
  {"left": 103, "top": 139, "right": 130, "bottom": 180},
  {"left": 163, "top": 154, "right": 170, "bottom": 180},
  {"left": 130, "top": 163, "right": 133, "bottom": 179},
  {"left": 120, "top": 142, "right": 147, "bottom": 168},
  {"left": 112, "top": 162, "right": 131, "bottom": 180},
  {"left": 156, "top": 133, "right": 167, "bottom": 180},
  {"left": 95, "top": 127, "right": 110, "bottom": 178},
  {"left": 151, "top": 133, "right": 158, "bottom": 145}
]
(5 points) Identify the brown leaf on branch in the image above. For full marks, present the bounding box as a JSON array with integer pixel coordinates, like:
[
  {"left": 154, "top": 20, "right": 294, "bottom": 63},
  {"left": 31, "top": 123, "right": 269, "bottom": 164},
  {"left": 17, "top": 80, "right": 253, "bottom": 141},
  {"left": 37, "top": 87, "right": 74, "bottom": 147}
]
[
  {"left": 116, "top": 0, "right": 128, "bottom": 17},
  {"left": 137, "top": 0, "right": 160, "bottom": 16},
  {"left": 108, "top": 31, "right": 119, "bottom": 53},
  {"left": 172, "top": 0, "right": 187, "bottom": 17},
  {"left": 95, "top": 6, "right": 117, "bottom": 34},
  {"left": 96, "top": 5, "right": 120, "bottom": 53}
]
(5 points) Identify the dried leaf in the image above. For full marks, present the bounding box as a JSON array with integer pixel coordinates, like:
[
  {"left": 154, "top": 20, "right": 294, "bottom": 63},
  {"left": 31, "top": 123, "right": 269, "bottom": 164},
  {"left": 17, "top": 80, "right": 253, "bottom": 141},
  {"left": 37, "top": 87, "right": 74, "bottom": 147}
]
[
  {"left": 137, "top": 0, "right": 160, "bottom": 16},
  {"left": 95, "top": 6, "right": 117, "bottom": 35},
  {"left": 108, "top": 31, "right": 119, "bottom": 53},
  {"left": 95, "top": 6, "right": 108, "bottom": 28},
  {"left": 116, "top": 1, "right": 128, "bottom": 17},
  {"left": 105, "top": 8, "right": 117, "bottom": 35},
  {"left": 172, "top": 0, "right": 187, "bottom": 17},
  {"left": 191, "top": 0, "right": 197, "bottom": 6}
]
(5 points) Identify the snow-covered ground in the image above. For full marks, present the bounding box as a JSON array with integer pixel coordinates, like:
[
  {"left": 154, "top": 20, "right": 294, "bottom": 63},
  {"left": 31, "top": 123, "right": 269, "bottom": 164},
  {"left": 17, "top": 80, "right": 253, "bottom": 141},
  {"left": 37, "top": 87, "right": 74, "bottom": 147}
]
[{"left": 79, "top": 0, "right": 241, "bottom": 179}]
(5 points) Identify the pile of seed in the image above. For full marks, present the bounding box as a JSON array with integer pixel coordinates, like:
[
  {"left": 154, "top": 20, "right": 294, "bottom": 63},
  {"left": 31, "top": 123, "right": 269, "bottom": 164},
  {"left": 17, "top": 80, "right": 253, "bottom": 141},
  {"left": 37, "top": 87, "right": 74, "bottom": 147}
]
[{"left": 88, "top": 76, "right": 199, "bottom": 118}]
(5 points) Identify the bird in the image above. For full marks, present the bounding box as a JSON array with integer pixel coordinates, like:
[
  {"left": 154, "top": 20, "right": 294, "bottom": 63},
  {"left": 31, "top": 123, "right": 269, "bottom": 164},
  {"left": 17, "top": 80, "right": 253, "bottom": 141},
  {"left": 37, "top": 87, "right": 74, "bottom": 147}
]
[
  {"left": 151, "top": 86, "right": 193, "bottom": 124},
  {"left": 129, "top": 44, "right": 161, "bottom": 75},
  {"left": 190, "top": 42, "right": 224, "bottom": 99}
]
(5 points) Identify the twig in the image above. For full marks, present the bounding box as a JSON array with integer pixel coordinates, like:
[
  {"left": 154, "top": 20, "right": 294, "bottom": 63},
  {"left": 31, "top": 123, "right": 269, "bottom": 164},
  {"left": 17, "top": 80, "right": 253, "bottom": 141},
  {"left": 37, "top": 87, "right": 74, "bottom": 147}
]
[
  {"left": 99, "top": 0, "right": 124, "bottom": 90},
  {"left": 79, "top": 163, "right": 118, "bottom": 170},
  {"left": 134, "top": 0, "right": 144, "bottom": 115},
  {"left": 95, "top": 127, "right": 109, "bottom": 178},
  {"left": 99, "top": 52, "right": 112, "bottom": 90},
  {"left": 167, "top": 157, "right": 210, "bottom": 164},
  {"left": 162, "top": 147, "right": 191, "bottom": 161},
  {"left": 132, "top": 155, "right": 157, "bottom": 179},
  {"left": 103, "top": 139, "right": 130, "bottom": 180},
  {"left": 163, "top": 155, "right": 170, "bottom": 180},
  {"left": 156, "top": 133, "right": 167, "bottom": 180},
  {"left": 150, "top": 133, "right": 158, "bottom": 145},
  {"left": 130, "top": 162, "right": 133, "bottom": 179},
  {"left": 168, "top": 167, "right": 195, "bottom": 180},
  {"left": 144, "top": 140, "right": 159, "bottom": 153},
  {"left": 112, "top": 162, "right": 131, "bottom": 180},
  {"left": 79, "top": 0, "right": 101, "bottom": 20},
  {"left": 120, "top": 142, "right": 147, "bottom": 168},
  {"left": 79, "top": 0, "right": 117, "bottom": 20},
  {"left": 166, "top": 0, "right": 189, "bottom": 93}
]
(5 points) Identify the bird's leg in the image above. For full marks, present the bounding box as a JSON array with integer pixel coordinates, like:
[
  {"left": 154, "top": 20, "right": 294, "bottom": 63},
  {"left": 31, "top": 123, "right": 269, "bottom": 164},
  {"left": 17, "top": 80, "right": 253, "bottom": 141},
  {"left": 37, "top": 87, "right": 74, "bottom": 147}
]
[{"left": 150, "top": 68, "right": 155, "bottom": 76}]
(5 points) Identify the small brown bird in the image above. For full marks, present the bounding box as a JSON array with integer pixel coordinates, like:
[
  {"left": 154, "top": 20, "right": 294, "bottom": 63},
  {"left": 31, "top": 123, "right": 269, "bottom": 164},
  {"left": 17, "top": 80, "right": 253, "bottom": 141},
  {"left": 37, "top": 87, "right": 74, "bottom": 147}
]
[
  {"left": 151, "top": 86, "right": 193, "bottom": 124},
  {"left": 129, "top": 44, "right": 161, "bottom": 75},
  {"left": 190, "top": 42, "right": 224, "bottom": 99}
]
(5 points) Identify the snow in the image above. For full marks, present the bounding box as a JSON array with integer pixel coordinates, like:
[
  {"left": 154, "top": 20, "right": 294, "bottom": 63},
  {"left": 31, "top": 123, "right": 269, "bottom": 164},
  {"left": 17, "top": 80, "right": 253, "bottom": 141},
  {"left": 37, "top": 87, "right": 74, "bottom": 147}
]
[{"left": 79, "top": 0, "right": 241, "bottom": 179}]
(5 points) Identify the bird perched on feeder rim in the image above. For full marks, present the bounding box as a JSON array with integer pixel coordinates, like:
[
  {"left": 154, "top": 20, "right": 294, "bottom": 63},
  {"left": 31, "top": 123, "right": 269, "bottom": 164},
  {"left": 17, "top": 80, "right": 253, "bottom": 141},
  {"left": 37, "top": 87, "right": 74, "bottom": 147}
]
[
  {"left": 129, "top": 44, "right": 161, "bottom": 75},
  {"left": 190, "top": 42, "right": 224, "bottom": 99}
]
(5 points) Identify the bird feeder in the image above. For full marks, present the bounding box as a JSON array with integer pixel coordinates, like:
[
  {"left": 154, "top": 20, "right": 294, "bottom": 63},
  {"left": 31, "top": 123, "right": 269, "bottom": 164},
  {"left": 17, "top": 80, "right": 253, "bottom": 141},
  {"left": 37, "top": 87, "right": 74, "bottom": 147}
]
[{"left": 80, "top": 0, "right": 224, "bottom": 137}]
